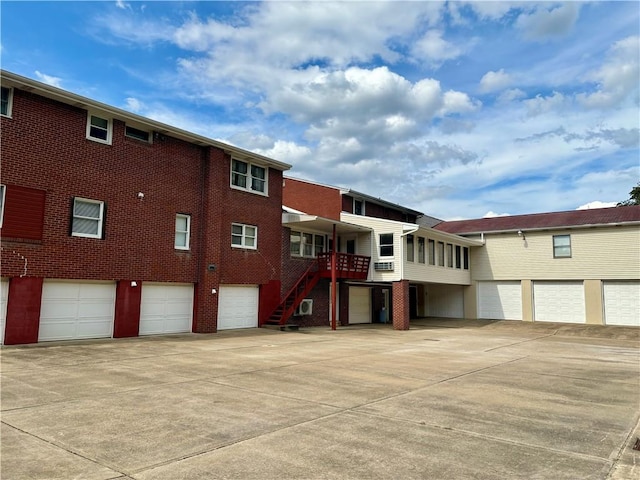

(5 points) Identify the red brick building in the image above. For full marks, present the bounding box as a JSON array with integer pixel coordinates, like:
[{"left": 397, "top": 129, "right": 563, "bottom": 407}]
[{"left": 0, "top": 70, "right": 290, "bottom": 345}]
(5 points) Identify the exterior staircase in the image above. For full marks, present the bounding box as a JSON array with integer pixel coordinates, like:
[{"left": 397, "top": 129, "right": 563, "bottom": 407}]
[{"left": 261, "top": 260, "right": 320, "bottom": 329}]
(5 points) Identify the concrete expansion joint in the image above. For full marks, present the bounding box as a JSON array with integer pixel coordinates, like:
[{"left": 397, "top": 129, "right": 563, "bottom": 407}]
[{"left": 483, "top": 333, "right": 558, "bottom": 352}]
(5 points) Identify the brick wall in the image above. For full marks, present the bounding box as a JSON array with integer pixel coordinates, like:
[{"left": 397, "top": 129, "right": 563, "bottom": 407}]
[
  {"left": 392, "top": 280, "right": 410, "bottom": 330},
  {"left": 283, "top": 178, "right": 341, "bottom": 219},
  {"left": 1, "top": 87, "right": 284, "bottom": 335}
]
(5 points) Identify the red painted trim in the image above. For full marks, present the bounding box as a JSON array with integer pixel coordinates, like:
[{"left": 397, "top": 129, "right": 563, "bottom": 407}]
[
  {"left": 113, "top": 280, "right": 141, "bottom": 338},
  {"left": 4, "top": 277, "right": 43, "bottom": 345},
  {"left": 258, "top": 280, "right": 281, "bottom": 326}
]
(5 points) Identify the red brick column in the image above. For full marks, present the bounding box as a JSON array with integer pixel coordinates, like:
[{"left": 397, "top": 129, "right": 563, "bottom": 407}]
[{"left": 392, "top": 280, "right": 410, "bottom": 330}]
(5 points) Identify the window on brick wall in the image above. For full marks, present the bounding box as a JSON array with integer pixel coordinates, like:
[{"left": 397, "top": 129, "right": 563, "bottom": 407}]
[
  {"left": 1, "top": 87, "right": 13, "bottom": 117},
  {"left": 231, "top": 159, "right": 267, "bottom": 194},
  {"left": 71, "top": 197, "right": 105, "bottom": 239},
  {"left": 232, "top": 223, "right": 257, "bottom": 249},
  {"left": 0, "top": 184, "right": 5, "bottom": 227},
  {"left": 86, "top": 113, "right": 112, "bottom": 144},
  {"left": 125, "top": 125, "right": 151, "bottom": 142},
  {"left": 175, "top": 214, "right": 190, "bottom": 250}
]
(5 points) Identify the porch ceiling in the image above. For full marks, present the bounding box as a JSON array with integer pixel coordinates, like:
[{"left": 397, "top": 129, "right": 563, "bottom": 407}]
[{"left": 282, "top": 213, "right": 372, "bottom": 234}]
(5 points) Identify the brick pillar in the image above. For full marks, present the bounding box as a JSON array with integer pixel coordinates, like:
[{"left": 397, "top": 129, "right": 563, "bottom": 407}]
[{"left": 392, "top": 280, "right": 410, "bottom": 330}]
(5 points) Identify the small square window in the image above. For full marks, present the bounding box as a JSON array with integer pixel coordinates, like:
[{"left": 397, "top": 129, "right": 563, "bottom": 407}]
[
  {"left": 232, "top": 223, "right": 257, "bottom": 249},
  {"left": 86, "top": 113, "right": 112, "bottom": 144},
  {"left": 1, "top": 87, "right": 13, "bottom": 117},
  {"left": 72, "top": 197, "right": 104, "bottom": 239},
  {"left": 175, "top": 214, "right": 190, "bottom": 250},
  {"left": 231, "top": 159, "right": 267, "bottom": 194},
  {"left": 553, "top": 235, "right": 571, "bottom": 258}
]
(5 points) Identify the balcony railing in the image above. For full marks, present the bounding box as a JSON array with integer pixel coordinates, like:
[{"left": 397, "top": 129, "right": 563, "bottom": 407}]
[{"left": 316, "top": 252, "right": 371, "bottom": 280}]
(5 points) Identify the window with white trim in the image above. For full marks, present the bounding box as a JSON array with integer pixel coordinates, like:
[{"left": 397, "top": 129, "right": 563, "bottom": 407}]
[
  {"left": 379, "top": 233, "right": 394, "bottom": 257},
  {"left": 406, "top": 234, "right": 415, "bottom": 262},
  {"left": 175, "top": 214, "right": 190, "bottom": 250},
  {"left": 553, "top": 235, "right": 571, "bottom": 258},
  {"left": 86, "top": 113, "right": 112, "bottom": 144},
  {"left": 463, "top": 247, "right": 469, "bottom": 270},
  {"left": 446, "top": 243, "right": 453, "bottom": 268},
  {"left": 437, "top": 241, "right": 445, "bottom": 266},
  {"left": 71, "top": 197, "right": 105, "bottom": 238},
  {"left": 0, "top": 184, "right": 5, "bottom": 227},
  {"left": 418, "top": 237, "right": 425, "bottom": 264},
  {"left": 231, "top": 159, "right": 267, "bottom": 194},
  {"left": 353, "top": 198, "right": 364, "bottom": 215},
  {"left": 232, "top": 223, "right": 257, "bottom": 249},
  {"left": 125, "top": 125, "right": 151, "bottom": 142},
  {"left": 290, "top": 230, "right": 326, "bottom": 258},
  {"left": 455, "top": 245, "right": 462, "bottom": 269},
  {"left": 428, "top": 239, "right": 435, "bottom": 265},
  {"left": 1, "top": 87, "right": 13, "bottom": 117}
]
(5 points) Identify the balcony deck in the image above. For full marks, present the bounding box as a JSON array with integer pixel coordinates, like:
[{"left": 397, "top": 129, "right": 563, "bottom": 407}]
[{"left": 317, "top": 252, "right": 370, "bottom": 280}]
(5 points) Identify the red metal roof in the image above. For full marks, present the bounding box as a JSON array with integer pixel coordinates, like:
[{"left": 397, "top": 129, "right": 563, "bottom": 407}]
[{"left": 434, "top": 205, "right": 640, "bottom": 234}]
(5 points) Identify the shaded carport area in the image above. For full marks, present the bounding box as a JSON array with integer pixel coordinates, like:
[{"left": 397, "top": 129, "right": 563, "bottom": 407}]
[{"left": 1, "top": 320, "right": 638, "bottom": 479}]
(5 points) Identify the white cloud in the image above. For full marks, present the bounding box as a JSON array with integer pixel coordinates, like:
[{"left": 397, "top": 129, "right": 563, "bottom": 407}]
[
  {"left": 576, "top": 201, "right": 616, "bottom": 210},
  {"left": 578, "top": 35, "right": 640, "bottom": 109},
  {"left": 412, "top": 30, "right": 463, "bottom": 66},
  {"left": 479, "top": 69, "right": 512, "bottom": 93},
  {"left": 523, "top": 91, "right": 568, "bottom": 116},
  {"left": 483, "top": 211, "right": 511, "bottom": 218},
  {"left": 497, "top": 88, "right": 526, "bottom": 104},
  {"left": 115, "top": 0, "right": 131, "bottom": 11},
  {"left": 516, "top": 3, "right": 581, "bottom": 41},
  {"left": 123, "top": 97, "right": 143, "bottom": 113},
  {"left": 34, "top": 70, "right": 62, "bottom": 88}
]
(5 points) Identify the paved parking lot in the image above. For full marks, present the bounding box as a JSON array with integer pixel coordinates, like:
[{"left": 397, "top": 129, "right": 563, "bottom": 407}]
[{"left": 1, "top": 319, "right": 639, "bottom": 479}]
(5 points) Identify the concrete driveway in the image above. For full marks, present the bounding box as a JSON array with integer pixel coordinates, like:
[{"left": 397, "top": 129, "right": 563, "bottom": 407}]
[{"left": 1, "top": 319, "right": 639, "bottom": 480}]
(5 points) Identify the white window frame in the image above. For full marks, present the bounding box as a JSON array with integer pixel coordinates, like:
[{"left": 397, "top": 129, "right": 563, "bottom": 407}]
[
  {"left": 71, "top": 197, "right": 104, "bottom": 239},
  {"left": 175, "top": 214, "right": 191, "bottom": 250},
  {"left": 86, "top": 112, "right": 112, "bottom": 144},
  {"left": 0, "top": 184, "right": 6, "bottom": 227},
  {"left": 1, "top": 87, "right": 13, "bottom": 118},
  {"left": 379, "top": 233, "right": 394, "bottom": 257},
  {"left": 553, "top": 234, "right": 571, "bottom": 258},
  {"left": 290, "top": 229, "right": 326, "bottom": 258},
  {"left": 232, "top": 223, "right": 257, "bottom": 249},
  {"left": 353, "top": 198, "right": 365, "bottom": 216},
  {"left": 230, "top": 159, "right": 268, "bottom": 195},
  {"left": 406, "top": 234, "right": 415, "bottom": 262},
  {"left": 418, "top": 237, "right": 425, "bottom": 264}
]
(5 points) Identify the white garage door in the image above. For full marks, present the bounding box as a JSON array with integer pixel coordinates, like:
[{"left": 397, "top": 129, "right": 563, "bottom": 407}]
[
  {"left": 39, "top": 281, "right": 115, "bottom": 341},
  {"left": 217, "top": 285, "right": 259, "bottom": 330},
  {"left": 1, "top": 278, "right": 8, "bottom": 345},
  {"left": 427, "top": 284, "right": 464, "bottom": 318},
  {"left": 603, "top": 281, "right": 640, "bottom": 326},
  {"left": 478, "top": 281, "right": 522, "bottom": 320},
  {"left": 534, "top": 281, "right": 585, "bottom": 324},
  {"left": 140, "top": 283, "right": 194, "bottom": 335},
  {"left": 349, "top": 287, "right": 371, "bottom": 324}
]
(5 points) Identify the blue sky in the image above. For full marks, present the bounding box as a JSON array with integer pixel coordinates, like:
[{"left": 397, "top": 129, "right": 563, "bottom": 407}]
[{"left": 2, "top": 1, "right": 638, "bottom": 220}]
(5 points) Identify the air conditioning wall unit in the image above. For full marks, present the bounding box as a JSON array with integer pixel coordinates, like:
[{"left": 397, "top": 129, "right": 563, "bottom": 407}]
[
  {"left": 295, "top": 299, "right": 313, "bottom": 316},
  {"left": 374, "top": 261, "right": 394, "bottom": 271}
]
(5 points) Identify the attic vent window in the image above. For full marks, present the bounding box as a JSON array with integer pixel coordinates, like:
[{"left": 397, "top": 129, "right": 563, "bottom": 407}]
[{"left": 125, "top": 126, "right": 151, "bottom": 142}]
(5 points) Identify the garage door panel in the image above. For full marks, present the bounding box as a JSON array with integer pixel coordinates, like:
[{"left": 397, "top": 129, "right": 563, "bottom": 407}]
[
  {"left": 534, "top": 281, "right": 585, "bottom": 324},
  {"left": 478, "top": 281, "right": 522, "bottom": 320},
  {"left": 140, "top": 284, "right": 194, "bottom": 335},
  {"left": 218, "top": 286, "right": 258, "bottom": 330},
  {"left": 604, "top": 281, "right": 640, "bottom": 326},
  {"left": 39, "top": 281, "right": 115, "bottom": 341},
  {"left": 427, "top": 285, "right": 464, "bottom": 318}
]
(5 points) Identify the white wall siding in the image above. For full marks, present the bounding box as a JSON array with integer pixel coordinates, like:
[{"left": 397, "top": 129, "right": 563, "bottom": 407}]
[
  {"left": 425, "top": 284, "right": 464, "bottom": 318},
  {"left": 471, "top": 226, "right": 640, "bottom": 281}
]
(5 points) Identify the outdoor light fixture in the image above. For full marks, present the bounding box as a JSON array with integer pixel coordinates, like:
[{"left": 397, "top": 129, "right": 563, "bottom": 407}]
[{"left": 518, "top": 230, "right": 526, "bottom": 240}]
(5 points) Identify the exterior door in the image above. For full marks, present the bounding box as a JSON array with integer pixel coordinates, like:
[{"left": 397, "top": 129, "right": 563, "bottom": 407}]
[{"left": 349, "top": 286, "right": 371, "bottom": 324}]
